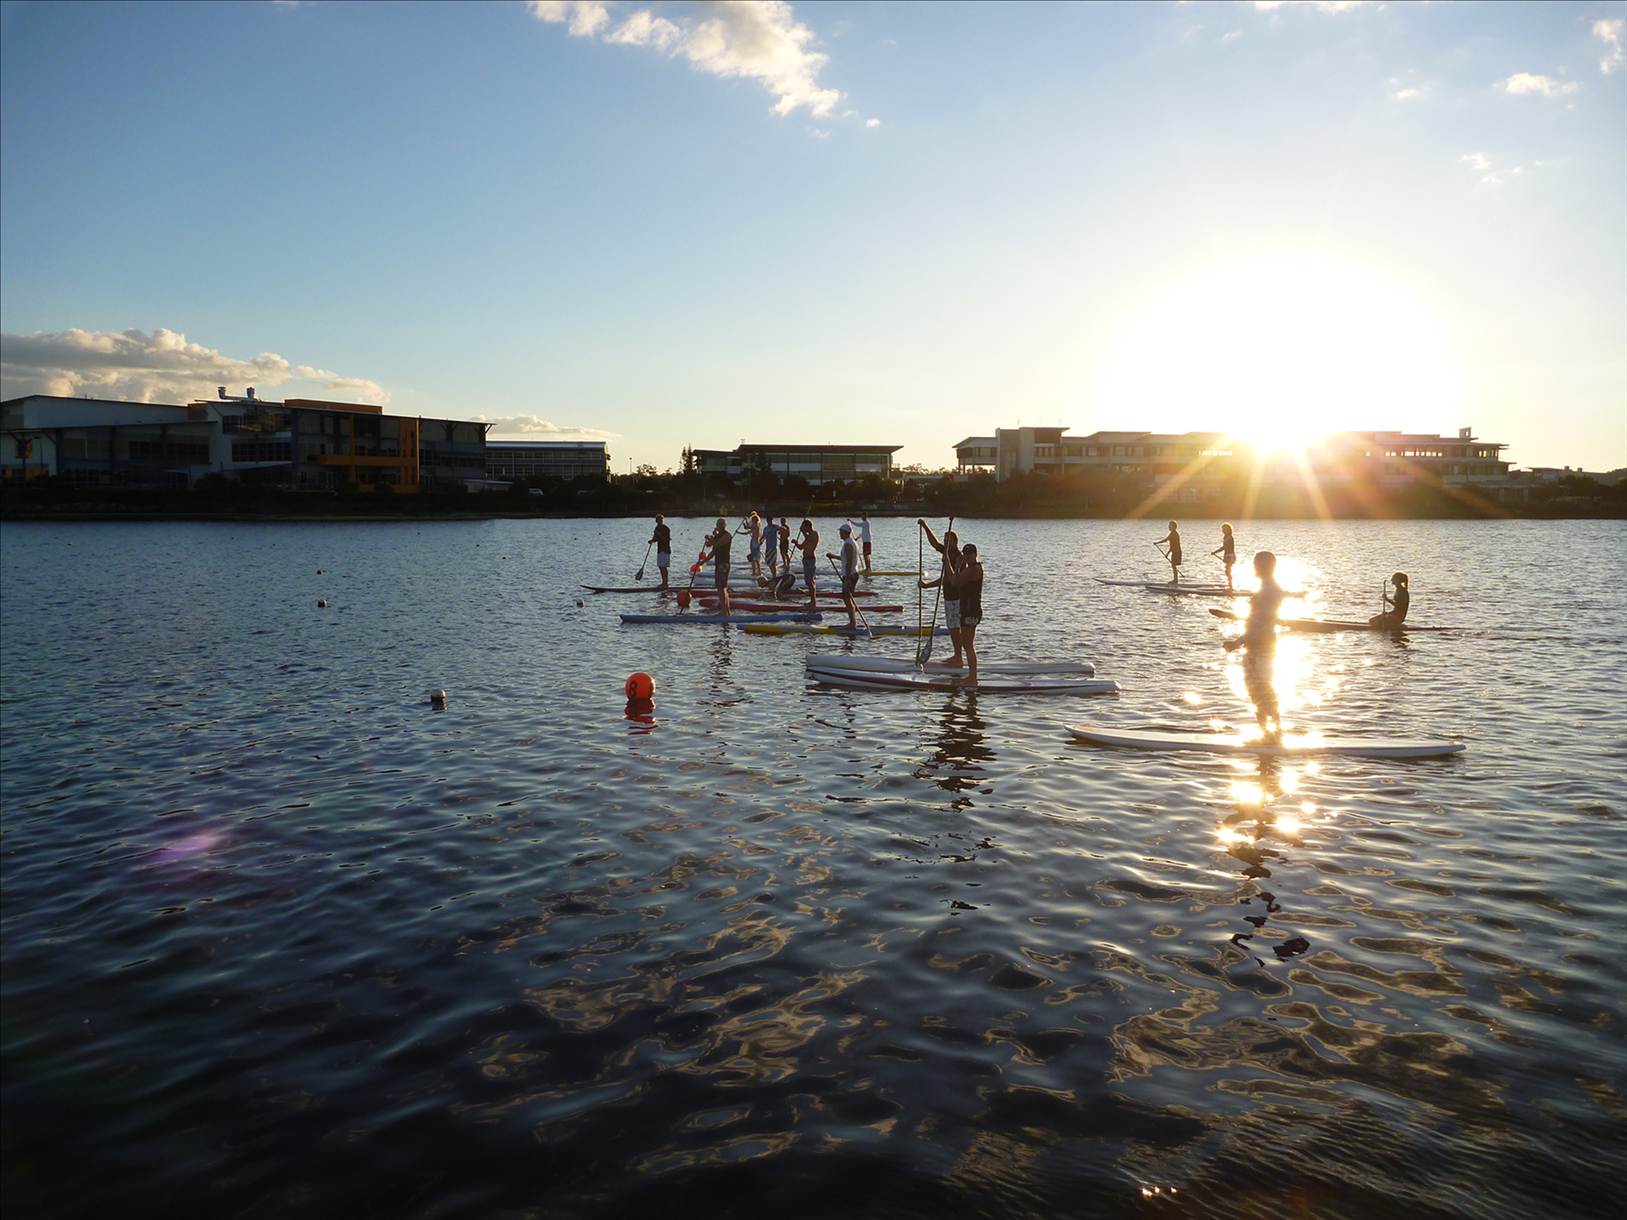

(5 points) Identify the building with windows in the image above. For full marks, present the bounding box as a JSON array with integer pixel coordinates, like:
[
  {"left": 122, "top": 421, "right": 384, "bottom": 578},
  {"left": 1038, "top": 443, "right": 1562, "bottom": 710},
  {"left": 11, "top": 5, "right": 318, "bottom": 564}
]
[
  {"left": 954, "top": 425, "right": 1510, "bottom": 490},
  {"left": 485, "top": 439, "right": 609, "bottom": 482},
  {"left": 0, "top": 391, "right": 489, "bottom": 491},
  {"left": 692, "top": 443, "right": 902, "bottom": 485}
]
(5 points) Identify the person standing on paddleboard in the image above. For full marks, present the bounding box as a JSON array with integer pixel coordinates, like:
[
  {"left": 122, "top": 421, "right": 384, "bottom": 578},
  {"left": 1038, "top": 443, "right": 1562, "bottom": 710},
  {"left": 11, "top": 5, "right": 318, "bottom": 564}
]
[
  {"left": 1224, "top": 551, "right": 1284, "bottom": 737},
  {"left": 848, "top": 512, "right": 874, "bottom": 575},
  {"left": 918, "top": 520, "right": 965, "bottom": 667},
  {"left": 950, "top": 542, "right": 984, "bottom": 686},
  {"left": 778, "top": 517, "right": 792, "bottom": 577},
  {"left": 1157, "top": 521, "right": 1183, "bottom": 584},
  {"left": 697, "top": 517, "right": 734, "bottom": 616},
  {"left": 650, "top": 514, "right": 672, "bottom": 589},
  {"left": 746, "top": 512, "right": 765, "bottom": 581},
  {"left": 1211, "top": 523, "right": 1236, "bottom": 593},
  {"left": 1370, "top": 572, "right": 1409, "bottom": 629},
  {"left": 797, "top": 519, "right": 821, "bottom": 611},
  {"left": 830, "top": 524, "right": 862, "bottom": 631}
]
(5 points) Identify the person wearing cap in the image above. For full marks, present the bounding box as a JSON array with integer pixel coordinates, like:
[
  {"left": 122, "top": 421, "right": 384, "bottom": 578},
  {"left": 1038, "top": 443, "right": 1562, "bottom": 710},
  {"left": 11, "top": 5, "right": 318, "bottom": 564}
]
[{"left": 828, "top": 523, "right": 861, "bottom": 630}]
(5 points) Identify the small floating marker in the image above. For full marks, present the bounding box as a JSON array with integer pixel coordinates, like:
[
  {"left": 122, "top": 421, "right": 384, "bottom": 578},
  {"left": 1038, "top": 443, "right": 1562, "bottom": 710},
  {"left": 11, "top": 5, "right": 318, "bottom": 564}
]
[
  {"left": 317, "top": 598, "right": 328, "bottom": 608},
  {"left": 577, "top": 599, "right": 585, "bottom": 607},
  {"left": 317, "top": 568, "right": 324, "bottom": 574},
  {"left": 428, "top": 689, "right": 448, "bottom": 707},
  {"left": 624, "top": 672, "right": 655, "bottom": 701},
  {"left": 675, "top": 590, "right": 691, "bottom": 608}
]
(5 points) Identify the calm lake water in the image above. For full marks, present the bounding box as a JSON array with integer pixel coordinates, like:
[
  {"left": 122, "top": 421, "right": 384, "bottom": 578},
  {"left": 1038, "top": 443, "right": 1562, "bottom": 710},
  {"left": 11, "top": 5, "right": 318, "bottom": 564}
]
[{"left": 2, "top": 517, "right": 1624, "bottom": 1219}]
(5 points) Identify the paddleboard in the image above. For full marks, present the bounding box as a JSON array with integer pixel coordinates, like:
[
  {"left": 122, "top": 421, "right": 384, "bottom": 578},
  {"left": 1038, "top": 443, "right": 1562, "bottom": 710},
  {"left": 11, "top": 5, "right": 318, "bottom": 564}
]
[
  {"left": 805, "top": 655, "right": 1097, "bottom": 677},
  {"left": 858, "top": 570, "right": 920, "bottom": 577},
  {"left": 1067, "top": 724, "right": 1464, "bottom": 759},
  {"left": 1207, "top": 609, "right": 1458, "bottom": 633},
  {"left": 582, "top": 585, "right": 674, "bottom": 594},
  {"left": 729, "top": 601, "right": 905, "bottom": 613},
  {"left": 620, "top": 611, "right": 822, "bottom": 624},
  {"left": 742, "top": 623, "right": 949, "bottom": 637},
  {"left": 1137, "top": 583, "right": 1236, "bottom": 596},
  {"left": 813, "top": 671, "right": 1119, "bottom": 695},
  {"left": 697, "top": 589, "right": 880, "bottom": 600}
]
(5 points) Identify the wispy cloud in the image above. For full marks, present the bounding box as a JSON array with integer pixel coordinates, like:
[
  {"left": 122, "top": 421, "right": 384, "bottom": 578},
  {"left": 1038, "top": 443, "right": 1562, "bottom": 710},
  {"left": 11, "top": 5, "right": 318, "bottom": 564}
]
[
  {"left": 1595, "top": 18, "right": 1625, "bottom": 76},
  {"left": 1460, "top": 151, "right": 1525, "bottom": 186},
  {"left": 475, "top": 414, "right": 620, "bottom": 442},
  {"left": 1252, "top": 1, "right": 1369, "bottom": 13},
  {"left": 1388, "top": 76, "right": 1428, "bottom": 102},
  {"left": 0, "top": 327, "right": 387, "bottom": 404},
  {"left": 1500, "top": 72, "right": 1581, "bottom": 98},
  {"left": 529, "top": 1, "right": 869, "bottom": 123}
]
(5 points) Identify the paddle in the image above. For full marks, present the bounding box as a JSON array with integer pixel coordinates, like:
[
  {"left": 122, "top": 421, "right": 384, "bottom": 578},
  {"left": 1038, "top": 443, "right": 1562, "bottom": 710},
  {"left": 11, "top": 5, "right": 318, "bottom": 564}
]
[
  {"left": 634, "top": 539, "right": 653, "bottom": 582},
  {"left": 918, "top": 515, "right": 955, "bottom": 666}
]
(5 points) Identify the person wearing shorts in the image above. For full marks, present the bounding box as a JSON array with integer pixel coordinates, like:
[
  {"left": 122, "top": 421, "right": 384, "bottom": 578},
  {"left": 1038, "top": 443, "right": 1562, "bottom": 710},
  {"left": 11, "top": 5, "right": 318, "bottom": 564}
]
[
  {"left": 650, "top": 514, "right": 672, "bottom": 588},
  {"left": 828, "top": 523, "right": 861, "bottom": 631},
  {"left": 797, "top": 519, "right": 820, "bottom": 611},
  {"left": 699, "top": 517, "right": 734, "bottom": 616},
  {"left": 778, "top": 517, "right": 792, "bottom": 572},
  {"left": 918, "top": 519, "right": 964, "bottom": 666},
  {"left": 746, "top": 512, "right": 763, "bottom": 580},
  {"left": 949, "top": 542, "right": 984, "bottom": 685},
  {"left": 849, "top": 513, "right": 874, "bottom": 574}
]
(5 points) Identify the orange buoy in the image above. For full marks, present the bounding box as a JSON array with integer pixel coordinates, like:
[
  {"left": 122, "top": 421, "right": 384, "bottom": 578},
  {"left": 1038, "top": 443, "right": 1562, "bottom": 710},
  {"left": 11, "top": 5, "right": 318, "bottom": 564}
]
[
  {"left": 624, "top": 672, "right": 655, "bottom": 701},
  {"left": 676, "top": 590, "right": 692, "bottom": 608}
]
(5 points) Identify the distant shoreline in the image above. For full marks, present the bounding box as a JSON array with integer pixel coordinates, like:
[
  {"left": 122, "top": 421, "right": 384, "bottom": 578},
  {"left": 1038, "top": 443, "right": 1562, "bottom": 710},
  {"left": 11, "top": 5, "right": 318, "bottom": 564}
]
[{"left": 4, "top": 508, "right": 1623, "bottom": 524}]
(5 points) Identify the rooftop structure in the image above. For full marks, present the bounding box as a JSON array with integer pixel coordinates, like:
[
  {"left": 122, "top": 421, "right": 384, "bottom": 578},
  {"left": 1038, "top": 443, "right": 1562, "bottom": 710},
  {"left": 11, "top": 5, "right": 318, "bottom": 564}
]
[
  {"left": 486, "top": 439, "right": 610, "bottom": 482},
  {"left": 692, "top": 442, "right": 903, "bottom": 485}
]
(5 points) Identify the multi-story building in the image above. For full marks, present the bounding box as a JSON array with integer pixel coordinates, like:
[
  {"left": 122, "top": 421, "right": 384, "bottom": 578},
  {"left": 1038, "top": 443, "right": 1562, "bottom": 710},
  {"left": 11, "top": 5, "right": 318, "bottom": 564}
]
[
  {"left": 485, "top": 439, "right": 609, "bottom": 482},
  {"left": 0, "top": 390, "right": 490, "bottom": 491},
  {"left": 692, "top": 442, "right": 902, "bottom": 485},
  {"left": 955, "top": 425, "right": 1509, "bottom": 489}
]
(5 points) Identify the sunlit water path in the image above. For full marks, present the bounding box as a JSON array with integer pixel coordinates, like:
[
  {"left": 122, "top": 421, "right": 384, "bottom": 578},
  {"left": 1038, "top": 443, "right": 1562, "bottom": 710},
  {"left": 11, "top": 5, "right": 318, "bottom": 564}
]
[{"left": 2, "top": 517, "right": 1623, "bottom": 1219}]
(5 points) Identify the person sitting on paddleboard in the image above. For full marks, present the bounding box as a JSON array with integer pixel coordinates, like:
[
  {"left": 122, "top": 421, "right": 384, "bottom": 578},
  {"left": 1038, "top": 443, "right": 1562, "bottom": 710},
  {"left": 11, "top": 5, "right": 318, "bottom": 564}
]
[
  {"left": 797, "top": 520, "right": 820, "bottom": 611},
  {"left": 696, "top": 517, "right": 733, "bottom": 616},
  {"left": 1211, "top": 523, "right": 1236, "bottom": 593},
  {"left": 1157, "top": 521, "right": 1182, "bottom": 584},
  {"left": 1370, "top": 572, "right": 1409, "bottom": 629},
  {"left": 950, "top": 542, "right": 984, "bottom": 686},
  {"left": 848, "top": 512, "right": 874, "bottom": 575},
  {"left": 829, "top": 524, "right": 861, "bottom": 631},
  {"left": 650, "top": 514, "right": 672, "bottom": 589},
  {"left": 1224, "top": 551, "right": 1284, "bottom": 737},
  {"left": 918, "top": 519, "right": 965, "bottom": 667}
]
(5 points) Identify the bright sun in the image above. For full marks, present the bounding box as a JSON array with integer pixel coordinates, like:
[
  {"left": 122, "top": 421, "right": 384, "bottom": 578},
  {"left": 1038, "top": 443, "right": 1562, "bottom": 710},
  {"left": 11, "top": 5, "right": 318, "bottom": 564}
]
[{"left": 1098, "top": 253, "right": 1461, "bottom": 455}]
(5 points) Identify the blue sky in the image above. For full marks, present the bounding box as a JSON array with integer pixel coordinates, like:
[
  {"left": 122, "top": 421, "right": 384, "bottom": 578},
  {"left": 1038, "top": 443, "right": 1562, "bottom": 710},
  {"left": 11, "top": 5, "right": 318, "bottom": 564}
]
[{"left": 2, "top": 0, "right": 1623, "bottom": 471}]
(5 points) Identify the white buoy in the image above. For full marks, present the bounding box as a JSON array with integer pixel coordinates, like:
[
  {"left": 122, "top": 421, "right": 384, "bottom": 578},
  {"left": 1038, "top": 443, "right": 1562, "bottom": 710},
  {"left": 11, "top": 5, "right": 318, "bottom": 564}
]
[
  {"left": 429, "top": 689, "right": 448, "bottom": 706},
  {"left": 317, "top": 598, "right": 328, "bottom": 608}
]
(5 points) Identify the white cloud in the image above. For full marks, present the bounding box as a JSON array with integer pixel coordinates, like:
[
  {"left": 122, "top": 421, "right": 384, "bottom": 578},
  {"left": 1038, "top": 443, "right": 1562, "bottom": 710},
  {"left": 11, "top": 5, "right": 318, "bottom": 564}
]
[
  {"left": 1220, "top": 29, "right": 1244, "bottom": 45},
  {"left": 1459, "top": 151, "right": 1526, "bottom": 186},
  {"left": 528, "top": 0, "right": 856, "bottom": 121},
  {"left": 0, "top": 327, "right": 387, "bottom": 405},
  {"left": 605, "top": 8, "right": 681, "bottom": 51},
  {"left": 865, "top": 117, "right": 881, "bottom": 128},
  {"left": 1595, "top": 18, "right": 1624, "bottom": 75},
  {"left": 1253, "top": 1, "right": 1369, "bottom": 12},
  {"left": 528, "top": 1, "right": 611, "bottom": 38},
  {"left": 1387, "top": 75, "right": 1428, "bottom": 102},
  {"left": 476, "top": 414, "right": 619, "bottom": 442},
  {"left": 1500, "top": 72, "right": 1581, "bottom": 97}
]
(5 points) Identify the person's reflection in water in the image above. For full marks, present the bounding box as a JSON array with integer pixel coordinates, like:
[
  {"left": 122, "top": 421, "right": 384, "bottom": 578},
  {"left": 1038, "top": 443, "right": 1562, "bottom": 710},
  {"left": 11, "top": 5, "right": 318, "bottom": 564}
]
[
  {"left": 1225, "top": 757, "right": 1311, "bottom": 963},
  {"left": 919, "top": 691, "right": 993, "bottom": 808},
  {"left": 1224, "top": 551, "right": 1285, "bottom": 738}
]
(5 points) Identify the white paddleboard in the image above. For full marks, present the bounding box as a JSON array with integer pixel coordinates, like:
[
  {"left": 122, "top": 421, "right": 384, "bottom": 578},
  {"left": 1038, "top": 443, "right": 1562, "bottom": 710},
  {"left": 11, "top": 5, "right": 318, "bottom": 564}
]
[
  {"left": 1067, "top": 724, "right": 1465, "bottom": 759},
  {"left": 620, "top": 611, "right": 821, "bottom": 624},
  {"left": 742, "top": 623, "right": 948, "bottom": 637},
  {"left": 815, "top": 671, "right": 1119, "bottom": 694},
  {"left": 806, "top": 654, "right": 1096, "bottom": 676}
]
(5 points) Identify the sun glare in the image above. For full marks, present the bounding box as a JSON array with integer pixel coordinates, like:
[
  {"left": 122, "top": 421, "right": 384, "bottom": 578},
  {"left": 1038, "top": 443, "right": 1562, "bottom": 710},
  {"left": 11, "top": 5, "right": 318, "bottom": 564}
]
[{"left": 1099, "top": 253, "right": 1461, "bottom": 452}]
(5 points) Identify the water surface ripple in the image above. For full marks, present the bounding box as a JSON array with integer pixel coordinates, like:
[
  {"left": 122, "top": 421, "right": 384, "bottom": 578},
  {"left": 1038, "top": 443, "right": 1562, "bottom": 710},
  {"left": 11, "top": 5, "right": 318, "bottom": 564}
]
[{"left": 2, "top": 518, "right": 1623, "bottom": 1219}]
